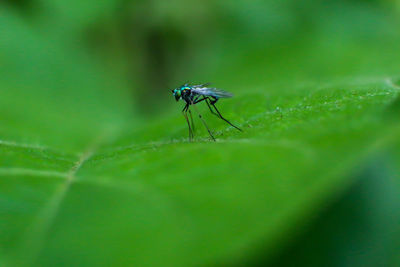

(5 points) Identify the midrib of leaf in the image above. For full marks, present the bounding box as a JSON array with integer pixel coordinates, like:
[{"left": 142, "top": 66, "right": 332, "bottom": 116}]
[{"left": 13, "top": 132, "right": 109, "bottom": 267}]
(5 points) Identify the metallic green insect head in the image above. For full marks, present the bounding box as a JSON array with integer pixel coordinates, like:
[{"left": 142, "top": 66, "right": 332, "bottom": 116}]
[{"left": 172, "top": 89, "right": 181, "bottom": 101}]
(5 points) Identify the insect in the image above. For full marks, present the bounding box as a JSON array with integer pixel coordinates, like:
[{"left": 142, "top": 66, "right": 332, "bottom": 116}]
[{"left": 172, "top": 83, "right": 242, "bottom": 141}]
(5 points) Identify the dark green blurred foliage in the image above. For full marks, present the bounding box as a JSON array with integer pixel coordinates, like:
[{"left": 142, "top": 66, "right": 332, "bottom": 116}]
[
  {"left": 5, "top": 0, "right": 400, "bottom": 112},
  {"left": 254, "top": 158, "right": 400, "bottom": 267},
  {"left": 1, "top": 0, "right": 400, "bottom": 267}
]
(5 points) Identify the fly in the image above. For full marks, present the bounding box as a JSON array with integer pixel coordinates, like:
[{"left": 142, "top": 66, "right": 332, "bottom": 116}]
[{"left": 172, "top": 83, "right": 242, "bottom": 141}]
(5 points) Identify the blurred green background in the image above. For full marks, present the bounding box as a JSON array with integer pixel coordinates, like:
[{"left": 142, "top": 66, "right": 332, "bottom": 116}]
[{"left": 1, "top": 0, "right": 400, "bottom": 266}]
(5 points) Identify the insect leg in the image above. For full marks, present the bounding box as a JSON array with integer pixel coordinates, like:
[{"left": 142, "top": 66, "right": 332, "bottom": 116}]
[
  {"left": 182, "top": 103, "right": 188, "bottom": 113},
  {"left": 188, "top": 108, "right": 195, "bottom": 133},
  {"left": 209, "top": 101, "right": 243, "bottom": 132},
  {"left": 192, "top": 104, "right": 216, "bottom": 141},
  {"left": 193, "top": 97, "right": 219, "bottom": 118},
  {"left": 193, "top": 97, "right": 219, "bottom": 117},
  {"left": 182, "top": 103, "right": 193, "bottom": 141},
  {"left": 186, "top": 105, "right": 195, "bottom": 139},
  {"left": 204, "top": 98, "right": 219, "bottom": 117},
  {"left": 193, "top": 95, "right": 200, "bottom": 103},
  {"left": 193, "top": 96, "right": 208, "bottom": 104}
]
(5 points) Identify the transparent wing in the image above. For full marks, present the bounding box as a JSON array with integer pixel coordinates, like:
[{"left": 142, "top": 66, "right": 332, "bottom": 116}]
[{"left": 191, "top": 85, "right": 233, "bottom": 98}]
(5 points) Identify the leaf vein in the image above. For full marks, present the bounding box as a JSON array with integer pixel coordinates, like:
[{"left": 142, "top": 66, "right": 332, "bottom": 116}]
[
  {"left": 15, "top": 132, "right": 108, "bottom": 266},
  {"left": 0, "top": 168, "right": 68, "bottom": 179}
]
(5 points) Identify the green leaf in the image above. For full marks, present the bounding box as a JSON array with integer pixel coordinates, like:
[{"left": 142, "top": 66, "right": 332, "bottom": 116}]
[
  {"left": 2, "top": 75, "right": 400, "bottom": 266},
  {"left": 1, "top": 4, "right": 400, "bottom": 267}
]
